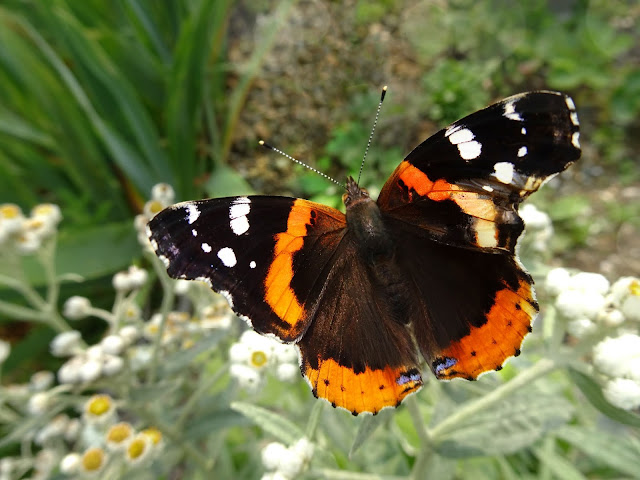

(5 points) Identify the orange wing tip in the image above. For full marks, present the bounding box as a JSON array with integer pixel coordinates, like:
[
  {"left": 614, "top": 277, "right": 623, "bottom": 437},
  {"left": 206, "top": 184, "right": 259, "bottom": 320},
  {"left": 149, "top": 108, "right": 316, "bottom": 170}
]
[
  {"left": 303, "top": 359, "right": 423, "bottom": 416},
  {"left": 432, "top": 279, "right": 537, "bottom": 380}
]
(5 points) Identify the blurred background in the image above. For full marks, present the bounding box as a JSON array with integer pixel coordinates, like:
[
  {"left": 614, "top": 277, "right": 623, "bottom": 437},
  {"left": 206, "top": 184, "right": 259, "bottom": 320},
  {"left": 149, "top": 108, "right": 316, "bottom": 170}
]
[{"left": 0, "top": 0, "right": 638, "bottom": 406}]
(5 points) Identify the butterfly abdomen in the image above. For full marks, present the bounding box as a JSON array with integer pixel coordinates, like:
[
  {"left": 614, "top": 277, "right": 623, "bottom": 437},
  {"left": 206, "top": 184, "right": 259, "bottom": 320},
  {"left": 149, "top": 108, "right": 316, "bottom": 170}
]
[{"left": 346, "top": 192, "right": 412, "bottom": 325}]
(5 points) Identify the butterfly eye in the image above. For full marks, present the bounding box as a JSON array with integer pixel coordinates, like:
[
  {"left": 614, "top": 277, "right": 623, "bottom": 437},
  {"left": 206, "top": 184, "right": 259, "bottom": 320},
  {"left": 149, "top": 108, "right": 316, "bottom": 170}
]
[{"left": 342, "top": 193, "right": 351, "bottom": 206}]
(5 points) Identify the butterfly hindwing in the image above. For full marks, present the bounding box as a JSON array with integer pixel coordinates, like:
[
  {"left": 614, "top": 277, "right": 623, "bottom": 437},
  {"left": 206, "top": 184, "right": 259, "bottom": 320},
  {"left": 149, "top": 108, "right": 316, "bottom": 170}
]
[
  {"left": 378, "top": 91, "right": 580, "bottom": 253},
  {"left": 385, "top": 216, "right": 537, "bottom": 380}
]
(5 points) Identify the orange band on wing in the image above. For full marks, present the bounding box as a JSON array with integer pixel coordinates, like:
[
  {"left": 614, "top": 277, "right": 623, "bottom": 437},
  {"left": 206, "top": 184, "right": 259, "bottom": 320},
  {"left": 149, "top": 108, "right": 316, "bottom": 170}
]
[
  {"left": 264, "top": 201, "right": 311, "bottom": 331},
  {"left": 397, "top": 162, "right": 498, "bottom": 222},
  {"left": 434, "top": 279, "right": 537, "bottom": 380},
  {"left": 304, "top": 358, "right": 422, "bottom": 415}
]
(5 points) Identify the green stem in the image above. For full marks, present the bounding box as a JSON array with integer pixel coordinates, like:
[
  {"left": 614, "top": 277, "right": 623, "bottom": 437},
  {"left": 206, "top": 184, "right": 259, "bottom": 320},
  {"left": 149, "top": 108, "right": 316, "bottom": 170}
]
[
  {"left": 175, "top": 361, "right": 229, "bottom": 430},
  {"left": 428, "top": 358, "right": 557, "bottom": 441},
  {"left": 147, "top": 254, "right": 175, "bottom": 383}
]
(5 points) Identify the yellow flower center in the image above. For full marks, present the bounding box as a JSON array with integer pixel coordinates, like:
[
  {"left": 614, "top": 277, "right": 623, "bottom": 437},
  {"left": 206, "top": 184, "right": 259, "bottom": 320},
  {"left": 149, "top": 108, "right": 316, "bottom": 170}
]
[
  {"left": 32, "top": 204, "right": 53, "bottom": 216},
  {"left": 127, "top": 437, "right": 147, "bottom": 460},
  {"left": 87, "top": 394, "right": 112, "bottom": 416},
  {"left": 251, "top": 350, "right": 268, "bottom": 368},
  {"left": 82, "top": 447, "right": 105, "bottom": 471},
  {"left": 0, "top": 204, "right": 21, "bottom": 219},
  {"left": 107, "top": 423, "right": 133, "bottom": 443},
  {"left": 142, "top": 427, "right": 163, "bottom": 445},
  {"left": 148, "top": 200, "right": 164, "bottom": 214},
  {"left": 629, "top": 280, "right": 640, "bottom": 296}
]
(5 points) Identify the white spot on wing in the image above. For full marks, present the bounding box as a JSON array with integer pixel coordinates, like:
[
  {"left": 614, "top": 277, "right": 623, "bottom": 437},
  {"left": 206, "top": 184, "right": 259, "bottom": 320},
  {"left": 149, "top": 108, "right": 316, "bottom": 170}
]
[
  {"left": 185, "top": 204, "right": 200, "bottom": 225},
  {"left": 230, "top": 216, "right": 249, "bottom": 236},
  {"left": 192, "top": 229, "right": 198, "bottom": 237},
  {"left": 249, "top": 261, "right": 256, "bottom": 269},
  {"left": 517, "top": 146, "right": 528, "bottom": 157},
  {"left": 572, "top": 131, "right": 580, "bottom": 148},
  {"left": 503, "top": 101, "right": 523, "bottom": 121},
  {"left": 565, "top": 96, "right": 576, "bottom": 111},
  {"left": 521, "top": 127, "right": 527, "bottom": 135},
  {"left": 217, "top": 247, "right": 237, "bottom": 267},
  {"left": 195, "top": 276, "right": 213, "bottom": 288},
  {"left": 447, "top": 128, "right": 474, "bottom": 145},
  {"left": 493, "top": 162, "right": 515, "bottom": 184},
  {"left": 201, "top": 242, "right": 212, "bottom": 253},
  {"left": 482, "top": 185, "right": 494, "bottom": 192},
  {"left": 458, "top": 140, "right": 482, "bottom": 160},
  {"left": 229, "top": 197, "right": 251, "bottom": 235},
  {"left": 570, "top": 112, "right": 579, "bottom": 126},
  {"left": 445, "top": 127, "right": 482, "bottom": 160}
]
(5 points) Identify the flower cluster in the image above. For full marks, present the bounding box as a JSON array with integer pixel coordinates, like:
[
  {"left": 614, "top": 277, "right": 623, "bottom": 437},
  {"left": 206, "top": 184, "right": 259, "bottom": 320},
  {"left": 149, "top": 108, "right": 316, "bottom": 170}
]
[
  {"left": 229, "top": 330, "right": 300, "bottom": 394},
  {"left": 0, "top": 203, "right": 62, "bottom": 254},
  {"left": 546, "top": 269, "right": 640, "bottom": 410},
  {"left": 519, "top": 204, "right": 554, "bottom": 254},
  {"left": 261, "top": 437, "right": 314, "bottom": 480}
]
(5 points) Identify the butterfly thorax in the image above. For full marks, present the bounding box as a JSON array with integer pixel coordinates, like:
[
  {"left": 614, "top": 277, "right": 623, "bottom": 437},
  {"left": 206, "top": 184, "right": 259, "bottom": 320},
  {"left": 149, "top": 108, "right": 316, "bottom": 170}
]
[{"left": 343, "top": 176, "right": 395, "bottom": 261}]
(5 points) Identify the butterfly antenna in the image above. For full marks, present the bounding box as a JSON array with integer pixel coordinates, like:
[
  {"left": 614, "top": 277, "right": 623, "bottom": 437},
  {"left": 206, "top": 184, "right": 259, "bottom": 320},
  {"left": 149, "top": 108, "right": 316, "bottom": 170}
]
[
  {"left": 356, "top": 85, "right": 387, "bottom": 186},
  {"left": 259, "top": 141, "right": 343, "bottom": 187}
]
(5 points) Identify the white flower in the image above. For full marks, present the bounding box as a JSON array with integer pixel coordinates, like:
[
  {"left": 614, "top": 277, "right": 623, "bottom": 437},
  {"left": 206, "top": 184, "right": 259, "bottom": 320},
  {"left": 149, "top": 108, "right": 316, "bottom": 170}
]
[
  {"left": 125, "top": 433, "right": 152, "bottom": 465},
  {"left": 30, "top": 371, "right": 55, "bottom": 391},
  {"left": 545, "top": 268, "right": 571, "bottom": 296},
  {"left": 556, "top": 289, "right": 606, "bottom": 321},
  {"left": 119, "top": 325, "right": 140, "bottom": 345},
  {"left": 520, "top": 204, "right": 553, "bottom": 252},
  {"left": 106, "top": 422, "right": 134, "bottom": 451},
  {"left": 80, "top": 358, "right": 103, "bottom": 383},
  {"left": 28, "top": 392, "right": 51, "bottom": 415},
  {"left": 598, "top": 308, "right": 625, "bottom": 327},
  {"left": 79, "top": 447, "right": 107, "bottom": 476},
  {"left": 0, "top": 340, "right": 10, "bottom": 364},
  {"left": 128, "top": 266, "right": 148, "bottom": 289},
  {"left": 86, "top": 344, "right": 104, "bottom": 360},
  {"left": 291, "top": 437, "right": 314, "bottom": 463},
  {"left": 151, "top": 183, "right": 175, "bottom": 206},
  {"left": 0, "top": 203, "right": 25, "bottom": 234},
  {"left": 603, "top": 378, "right": 640, "bottom": 410},
  {"left": 609, "top": 277, "right": 639, "bottom": 305},
  {"left": 174, "top": 279, "right": 191, "bottom": 295},
  {"left": 63, "top": 296, "right": 92, "bottom": 320},
  {"left": 51, "top": 330, "right": 83, "bottom": 357},
  {"left": 112, "top": 271, "right": 130, "bottom": 291},
  {"left": 102, "top": 355, "right": 124, "bottom": 376},
  {"left": 261, "top": 442, "right": 289, "bottom": 471},
  {"left": 566, "top": 318, "right": 596, "bottom": 339},
  {"left": 101, "top": 335, "right": 125, "bottom": 355},
  {"left": 143, "top": 199, "right": 165, "bottom": 218},
  {"left": 58, "top": 356, "right": 84, "bottom": 384},
  {"left": 229, "top": 363, "right": 263, "bottom": 394},
  {"left": 274, "top": 344, "right": 298, "bottom": 364},
  {"left": 276, "top": 363, "right": 299, "bottom": 382},
  {"left": 31, "top": 203, "right": 62, "bottom": 226},
  {"left": 59, "top": 453, "right": 81, "bottom": 475},
  {"left": 128, "top": 345, "right": 153, "bottom": 371},
  {"left": 15, "top": 229, "right": 42, "bottom": 254},
  {"left": 569, "top": 272, "right": 610, "bottom": 295},
  {"left": 84, "top": 394, "right": 115, "bottom": 424},
  {"left": 593, "top": 334, "right": 640, "bottom": 379}
]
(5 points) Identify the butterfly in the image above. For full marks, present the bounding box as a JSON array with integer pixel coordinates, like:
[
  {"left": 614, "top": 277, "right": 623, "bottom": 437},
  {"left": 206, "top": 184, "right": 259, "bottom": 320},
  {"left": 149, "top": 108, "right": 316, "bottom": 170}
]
[{"left": 147, "top": 91, "right": 580, "bottom": 415}]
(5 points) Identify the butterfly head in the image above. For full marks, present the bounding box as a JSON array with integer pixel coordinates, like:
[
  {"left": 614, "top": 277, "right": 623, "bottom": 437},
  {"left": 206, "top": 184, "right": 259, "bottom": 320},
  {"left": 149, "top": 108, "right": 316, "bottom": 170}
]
[{"left": 343, "top": 176, "right": 370, "bottom": 208}]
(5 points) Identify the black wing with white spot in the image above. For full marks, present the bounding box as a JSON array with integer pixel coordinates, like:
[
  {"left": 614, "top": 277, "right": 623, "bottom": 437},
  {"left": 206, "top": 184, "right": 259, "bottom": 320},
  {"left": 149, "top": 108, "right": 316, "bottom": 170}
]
[
  {"left": 377, "top": 91, "right": 581, "bottom": 253},
  {"left": 147, "top": 196, "right": 347, "bottom": 342}
]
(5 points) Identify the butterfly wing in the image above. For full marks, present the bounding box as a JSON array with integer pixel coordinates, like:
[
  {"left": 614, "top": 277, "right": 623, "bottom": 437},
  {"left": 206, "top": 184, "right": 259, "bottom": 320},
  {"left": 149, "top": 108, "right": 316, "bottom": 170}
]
[
  {"left": 147, "top": 196, "right": 346, "bottom": 341},
  {"left": 386, "top": 219, "right": 537, "bottom": 380},
  {"left": 377, "top": 91, "right": 580, "bottom": 253}
]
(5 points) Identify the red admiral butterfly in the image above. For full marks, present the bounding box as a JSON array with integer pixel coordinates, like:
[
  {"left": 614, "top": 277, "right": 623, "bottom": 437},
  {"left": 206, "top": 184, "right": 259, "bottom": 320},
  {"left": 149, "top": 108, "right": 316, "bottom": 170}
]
[{"left": 147, "top": 91, "right": 580, "bottom": 415}]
